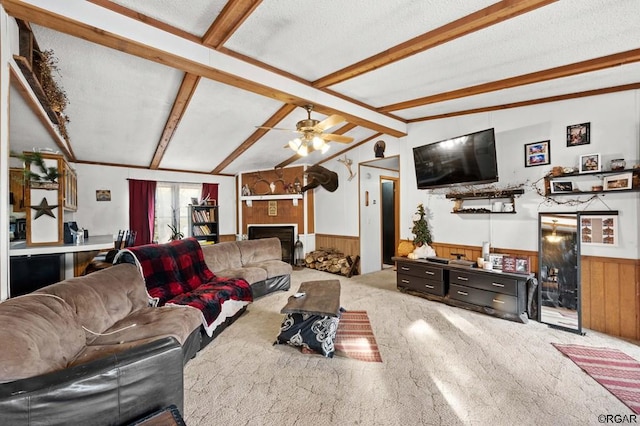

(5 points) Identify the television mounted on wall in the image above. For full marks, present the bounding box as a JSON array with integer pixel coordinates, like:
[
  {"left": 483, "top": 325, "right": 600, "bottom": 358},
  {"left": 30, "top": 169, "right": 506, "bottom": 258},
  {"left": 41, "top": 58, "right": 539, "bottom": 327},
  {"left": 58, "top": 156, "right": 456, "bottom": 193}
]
[{"left": 413, "top": 128, "right": 498, "bottom": 189}]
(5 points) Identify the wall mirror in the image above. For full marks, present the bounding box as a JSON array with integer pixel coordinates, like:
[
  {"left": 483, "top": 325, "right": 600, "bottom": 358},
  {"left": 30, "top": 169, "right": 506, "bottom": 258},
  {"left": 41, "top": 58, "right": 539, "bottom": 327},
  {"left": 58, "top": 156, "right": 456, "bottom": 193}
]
[{"left": 538, "top": 213, "right": 582, "bottom": 334}]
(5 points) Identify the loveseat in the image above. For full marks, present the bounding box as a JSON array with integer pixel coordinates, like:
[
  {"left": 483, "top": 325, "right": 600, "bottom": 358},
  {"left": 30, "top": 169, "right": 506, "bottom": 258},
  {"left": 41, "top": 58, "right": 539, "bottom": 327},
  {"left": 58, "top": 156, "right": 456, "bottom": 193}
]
[{"left": 0, "top": 264, "right": 201, "bottom": 425}]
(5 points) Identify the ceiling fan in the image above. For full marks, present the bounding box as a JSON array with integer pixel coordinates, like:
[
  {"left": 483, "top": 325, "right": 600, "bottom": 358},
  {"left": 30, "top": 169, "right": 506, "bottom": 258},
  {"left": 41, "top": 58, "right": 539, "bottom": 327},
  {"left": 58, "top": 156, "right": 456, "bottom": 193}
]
[{"left": 259, "top": 105, "right": 354, "bottom": 156}]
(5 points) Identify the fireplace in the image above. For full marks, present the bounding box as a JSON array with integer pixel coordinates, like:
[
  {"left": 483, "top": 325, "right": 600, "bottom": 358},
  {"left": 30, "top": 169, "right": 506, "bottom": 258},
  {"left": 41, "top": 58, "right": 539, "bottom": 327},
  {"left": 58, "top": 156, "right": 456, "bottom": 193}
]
[{"left": 248, "top": 225, "right": 295, "bottom": 264}]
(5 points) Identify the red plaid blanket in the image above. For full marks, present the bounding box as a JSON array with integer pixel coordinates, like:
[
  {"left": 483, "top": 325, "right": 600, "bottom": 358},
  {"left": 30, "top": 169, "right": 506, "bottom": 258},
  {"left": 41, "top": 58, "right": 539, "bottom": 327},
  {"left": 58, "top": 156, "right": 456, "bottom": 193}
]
[{"left": 119, "top": 238, "right": 252, "bottom": 332}]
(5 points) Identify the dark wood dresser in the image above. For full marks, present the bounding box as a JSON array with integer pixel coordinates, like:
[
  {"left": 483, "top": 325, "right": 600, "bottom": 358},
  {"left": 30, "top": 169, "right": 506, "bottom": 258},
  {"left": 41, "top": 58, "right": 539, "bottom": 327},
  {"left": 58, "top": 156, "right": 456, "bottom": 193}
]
[{"left": 394, "top": 257, "right": 532, "bottom": 323}]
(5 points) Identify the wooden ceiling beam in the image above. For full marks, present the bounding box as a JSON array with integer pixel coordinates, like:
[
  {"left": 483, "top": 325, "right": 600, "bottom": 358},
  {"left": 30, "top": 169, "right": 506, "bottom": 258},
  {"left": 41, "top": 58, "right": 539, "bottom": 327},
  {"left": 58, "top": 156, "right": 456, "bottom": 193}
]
[
  {"left": 313, "top": 0, "right": 558, "bottom": 88},
  {"left": 381, "top": 48, "right": 640, "bottom": 112},
  {"left": 211, "top": 103, "right": 298, "bottom": 174},
  {"left": 2, "top": 0, "right": 405, "bottom": 139},
  {"left": 86, "top": 0, "right": 201, "bottom": 43},
  {"left": 202, "top": 0, "right": 263, "bottom": 48},
  {"left": 275, "top": 123, "right": 358, "bottom": 169},
  {"left": 407, "top": 82, "right": 640, "bottom": 123},
  {"left": 149, "top": 73, "right": 200, "bottom": 169}
]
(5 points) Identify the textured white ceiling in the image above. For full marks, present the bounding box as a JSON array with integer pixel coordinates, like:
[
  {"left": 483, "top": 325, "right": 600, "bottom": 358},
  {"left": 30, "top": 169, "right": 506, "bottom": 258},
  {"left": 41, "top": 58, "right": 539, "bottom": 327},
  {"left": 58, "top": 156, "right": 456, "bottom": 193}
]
[
  {"left": 7, "top": 0, "right": 640, "bottom": 175},
  {"left": 225, "top": 0, "right": 496, "bottom": 81}
]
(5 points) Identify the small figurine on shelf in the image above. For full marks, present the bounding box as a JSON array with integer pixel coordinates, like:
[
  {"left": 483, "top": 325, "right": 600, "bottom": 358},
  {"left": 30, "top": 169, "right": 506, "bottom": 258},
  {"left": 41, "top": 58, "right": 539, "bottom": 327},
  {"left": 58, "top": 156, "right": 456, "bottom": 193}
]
[{"left": 242, "top": 184, "right": 251, "bottom": 196}]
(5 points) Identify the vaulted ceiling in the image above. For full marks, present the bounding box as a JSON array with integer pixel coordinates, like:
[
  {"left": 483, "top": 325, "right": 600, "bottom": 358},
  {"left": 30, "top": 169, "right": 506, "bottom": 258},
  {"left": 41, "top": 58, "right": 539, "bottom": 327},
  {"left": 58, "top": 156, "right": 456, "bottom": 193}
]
[{"left": 5, "top": 0, "right": 640, "bottom": 175}]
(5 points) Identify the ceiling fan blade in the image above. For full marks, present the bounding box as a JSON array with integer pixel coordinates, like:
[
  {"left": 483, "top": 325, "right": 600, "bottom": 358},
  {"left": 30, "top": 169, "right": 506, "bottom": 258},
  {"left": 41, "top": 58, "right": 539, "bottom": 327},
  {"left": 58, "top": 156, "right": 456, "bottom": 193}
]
[
  {"left": 314, "top": 114, "right": 345, "bottom": 132},
  {"left": 321, "top": 133, "right": 354, "bottom": 143},
  {"left": 256, "top": 126, "right": 296, "bottom": 132}
]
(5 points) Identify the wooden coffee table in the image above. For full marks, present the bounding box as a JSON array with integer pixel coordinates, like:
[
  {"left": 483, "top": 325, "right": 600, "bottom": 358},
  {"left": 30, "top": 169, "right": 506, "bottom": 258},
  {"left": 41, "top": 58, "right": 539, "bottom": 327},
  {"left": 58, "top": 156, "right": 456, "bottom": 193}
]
[
  {"left": 281, "top": 279, "right": 341, "bottom": 317},
  {"left": 276, "top": 280, "right": 342, "bottom": 357}
]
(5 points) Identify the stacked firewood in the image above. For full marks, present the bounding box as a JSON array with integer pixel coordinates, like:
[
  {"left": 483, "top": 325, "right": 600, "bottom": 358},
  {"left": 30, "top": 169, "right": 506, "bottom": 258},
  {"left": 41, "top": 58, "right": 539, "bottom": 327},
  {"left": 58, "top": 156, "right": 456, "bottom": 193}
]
[{"left": 304, "top": 248, "right": 360, "bottom": 277}]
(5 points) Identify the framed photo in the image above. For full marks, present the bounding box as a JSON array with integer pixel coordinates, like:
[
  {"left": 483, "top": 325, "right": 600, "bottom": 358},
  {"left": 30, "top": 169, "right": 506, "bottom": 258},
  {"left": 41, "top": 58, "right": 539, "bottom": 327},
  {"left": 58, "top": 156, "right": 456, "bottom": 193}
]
[
  {"left": 550, "top": 180, "right": 574, "bottom": 193},
  {"left": 96, "top": 189, "right": 111, "bottom": 202},
  {"left": 580, "top": 214, "right": 618, "bottom": 246},
  {"left": 603, "top": 173, "right": 632, "bottom": 191},
  {"left": 501, "top": 256, "right": 517, "bottom": 273},
  {"left": 524, "top": 140, "right": 550, "bottom": 167},
  {"left": 190, "top": 197, "right": 199, "bottom": 205},
  {"left": 567, "top": 122, "right": 590, "bottom": 146},
  {"left": 515, "top": 257, "right": 530, "bottom": 274},
  {"left": 488, "top": 253, "right": 504, "bottom": 270},
  {"left": 579, "top": 153, "right": 601, "bottom": 173}
]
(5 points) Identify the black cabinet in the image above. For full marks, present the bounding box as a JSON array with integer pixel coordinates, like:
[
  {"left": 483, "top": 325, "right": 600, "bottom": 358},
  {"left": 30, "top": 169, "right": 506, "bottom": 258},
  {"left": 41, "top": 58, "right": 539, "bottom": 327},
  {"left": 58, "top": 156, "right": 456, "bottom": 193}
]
[
  {"left": 394, "top": 258, "right": 531, "bottom": 323},
  {"left": 10, "top": 254, "right": 64, "bottom": 297}
]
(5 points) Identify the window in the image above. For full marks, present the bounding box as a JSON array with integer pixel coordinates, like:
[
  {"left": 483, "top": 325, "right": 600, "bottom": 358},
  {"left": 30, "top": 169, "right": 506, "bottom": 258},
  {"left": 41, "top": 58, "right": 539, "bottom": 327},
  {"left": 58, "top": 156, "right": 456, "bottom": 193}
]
[{"left": 154, "top": 182, "right": 200, "bottom": 243}]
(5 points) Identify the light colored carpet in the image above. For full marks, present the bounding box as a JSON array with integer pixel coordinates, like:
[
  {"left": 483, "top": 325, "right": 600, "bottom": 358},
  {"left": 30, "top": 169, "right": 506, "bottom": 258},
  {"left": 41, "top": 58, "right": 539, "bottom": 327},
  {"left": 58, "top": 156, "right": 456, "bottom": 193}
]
[{"left": 183, "top": 268, "right": 640, "bottom": 425}]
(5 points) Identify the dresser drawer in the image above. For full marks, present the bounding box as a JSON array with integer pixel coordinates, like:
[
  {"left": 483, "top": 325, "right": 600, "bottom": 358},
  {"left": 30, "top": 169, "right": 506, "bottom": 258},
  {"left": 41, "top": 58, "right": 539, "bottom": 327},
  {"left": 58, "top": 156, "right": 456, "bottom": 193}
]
[
  {"left": 449, "top": 284, "right": 518, "bottom": 314},
  {"left": 448, "top": 269, "right": 518, "bottom": 296},
  {"left": 398, "top": 274, "right": 446, "bottom": 296},
  {"left": 397, "top": 262, "right": 444, "bottom": 281}
]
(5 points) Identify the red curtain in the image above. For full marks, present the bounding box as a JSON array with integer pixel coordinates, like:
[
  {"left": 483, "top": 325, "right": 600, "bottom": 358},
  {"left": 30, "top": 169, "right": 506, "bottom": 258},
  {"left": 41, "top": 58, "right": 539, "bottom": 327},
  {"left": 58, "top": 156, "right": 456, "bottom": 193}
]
[
  {"left": 201, "top": 183, "right": 218, "bottom": 205},
  {"left": 129, "top": 179, "right": 156, "bottom": 246}
]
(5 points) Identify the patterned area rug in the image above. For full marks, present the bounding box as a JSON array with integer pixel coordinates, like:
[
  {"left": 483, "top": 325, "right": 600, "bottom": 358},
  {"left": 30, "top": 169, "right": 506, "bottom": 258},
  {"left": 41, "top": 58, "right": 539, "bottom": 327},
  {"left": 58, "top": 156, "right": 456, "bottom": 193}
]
[
  {"left": 334, "top": 311, "right": 382, "bottom": 363},
  {"left": 553, "top": 343, "right": 640, "bottom": 413}
]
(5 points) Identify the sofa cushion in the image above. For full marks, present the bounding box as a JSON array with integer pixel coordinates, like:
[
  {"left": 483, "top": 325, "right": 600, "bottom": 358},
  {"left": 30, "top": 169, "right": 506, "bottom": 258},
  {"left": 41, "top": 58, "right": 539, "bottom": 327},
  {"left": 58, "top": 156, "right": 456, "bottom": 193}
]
[
  {"left": 237, "top": 237, "right": 283, "bottom": 265},
  {"left": 36, "top": 264, "right": 149, "bottom": 344},
  {"left": 0, "top": 295, "right": 85, "bottom": 382},
  {"left": 245, "top": 259, "right": 292, "bottom": 279},
  {"left": 88, "top": 305, "right": 202, "bottom": 347},
  {"left": 201, "top": 241, "right": 242, "bottom": 272},
  {"left": 215, "top": 266, "right": 267, "bottom": 285}
]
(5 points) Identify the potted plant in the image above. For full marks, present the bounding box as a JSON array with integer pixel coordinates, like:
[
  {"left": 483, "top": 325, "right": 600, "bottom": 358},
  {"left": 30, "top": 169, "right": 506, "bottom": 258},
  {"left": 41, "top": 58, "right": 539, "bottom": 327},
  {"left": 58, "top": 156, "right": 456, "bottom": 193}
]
[
  {"left": 168, "top": 224, "right": 184, "bottom": 241},
  {"left": 13, "top": 151, "right": 60, "bottom": 189}
]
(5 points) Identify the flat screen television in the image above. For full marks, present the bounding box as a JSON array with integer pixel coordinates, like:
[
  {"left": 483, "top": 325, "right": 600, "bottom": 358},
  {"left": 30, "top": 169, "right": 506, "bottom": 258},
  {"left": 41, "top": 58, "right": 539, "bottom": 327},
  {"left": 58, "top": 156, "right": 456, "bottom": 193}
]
[{"left": 413, "top": 128, "right": 498, "bottom": 189}]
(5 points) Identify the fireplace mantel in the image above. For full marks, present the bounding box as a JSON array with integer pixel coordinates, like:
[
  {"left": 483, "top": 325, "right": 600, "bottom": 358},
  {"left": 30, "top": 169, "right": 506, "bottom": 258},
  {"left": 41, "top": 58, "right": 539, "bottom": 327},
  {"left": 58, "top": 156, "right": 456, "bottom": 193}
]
[{"left": 241, "top": 194, "right": 303, "bottom": 207}]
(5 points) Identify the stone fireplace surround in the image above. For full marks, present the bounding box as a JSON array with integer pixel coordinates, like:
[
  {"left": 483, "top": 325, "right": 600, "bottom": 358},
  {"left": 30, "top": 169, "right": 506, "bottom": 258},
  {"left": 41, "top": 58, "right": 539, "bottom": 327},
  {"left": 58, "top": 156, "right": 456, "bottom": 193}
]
[{"left": 247, "top": 224, "right": 296, "bottom": 264}]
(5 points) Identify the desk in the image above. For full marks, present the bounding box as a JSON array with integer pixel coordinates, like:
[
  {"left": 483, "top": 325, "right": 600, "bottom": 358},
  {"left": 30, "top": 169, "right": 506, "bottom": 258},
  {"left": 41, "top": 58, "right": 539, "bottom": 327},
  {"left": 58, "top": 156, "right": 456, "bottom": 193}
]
[{"left": 276, "top": 280, "right": 341, "bottom": 357}]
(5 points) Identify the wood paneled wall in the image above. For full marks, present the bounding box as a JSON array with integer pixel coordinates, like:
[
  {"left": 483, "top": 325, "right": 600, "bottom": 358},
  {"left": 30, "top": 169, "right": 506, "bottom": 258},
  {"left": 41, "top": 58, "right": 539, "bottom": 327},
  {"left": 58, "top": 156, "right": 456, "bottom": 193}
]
[
  {"left": 240, "top": 166, "right": 314, "bottom": 234},
  {"left": 404, "top": 239, "right": 640, "bottom": 340},
  {"left": 315, "top": 234, "right": 360, "bottom": 259},
  {"left": 581, "top": 257, "right": 640, "bottom": 340}
]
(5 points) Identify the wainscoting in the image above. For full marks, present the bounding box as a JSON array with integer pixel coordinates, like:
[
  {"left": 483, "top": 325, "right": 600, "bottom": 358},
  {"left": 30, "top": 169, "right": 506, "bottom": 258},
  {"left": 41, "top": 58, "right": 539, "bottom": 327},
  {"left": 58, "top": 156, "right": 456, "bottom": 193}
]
[
  {"left": 315, "top": 234, "right": 360, "bottom": 260},
  {"left": 425, "top": 241, "right": 640, "bottom": 341},
  {"left": 581, "top": 257, "right": 640, "bottom": 341}
]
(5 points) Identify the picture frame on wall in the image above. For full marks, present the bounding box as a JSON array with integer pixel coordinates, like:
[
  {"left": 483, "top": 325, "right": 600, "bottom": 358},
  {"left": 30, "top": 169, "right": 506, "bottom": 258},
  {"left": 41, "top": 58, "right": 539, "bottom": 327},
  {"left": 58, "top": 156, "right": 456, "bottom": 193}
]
[
  {"left": 567, "top": 122, "right": 590, "bottom": 146},
  {"left": 603, "top": 173, "right": 633, "bottom": 191},
  {"left": 580, "top": 214, "right": 618, "bottom": 246},
  {"left": 96, "top": 190, "right": 111, "bottom": 202},
  {"left": 524, "top": 140, "right": 550, "bottom": 167},
  {"left": 550, "top": 181, "right": 574, "bottom": 193},
  {"left": 579, "top": 153, "right": 601, "bottom": 173}
]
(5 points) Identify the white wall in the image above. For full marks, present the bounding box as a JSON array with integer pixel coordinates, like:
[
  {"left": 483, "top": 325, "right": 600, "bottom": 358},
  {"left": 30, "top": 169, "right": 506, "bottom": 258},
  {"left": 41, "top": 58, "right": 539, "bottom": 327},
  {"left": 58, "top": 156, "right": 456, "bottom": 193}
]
[
  {"left": 71, "top": 163, "right": 236, "bottom": 238},
  {"left": 401, "top": 90, "right": 640, "bottom": 260},
  {"left": 314, "top": 137, "right": 401, "bottom": 236}
]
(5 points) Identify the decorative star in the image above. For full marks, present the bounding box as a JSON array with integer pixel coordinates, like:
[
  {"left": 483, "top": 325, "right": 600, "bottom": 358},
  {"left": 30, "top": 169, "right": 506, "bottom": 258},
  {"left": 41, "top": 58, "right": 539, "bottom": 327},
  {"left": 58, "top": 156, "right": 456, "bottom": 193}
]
[{"left": 30, "top": 197, "right": 57, "bottom": 220}]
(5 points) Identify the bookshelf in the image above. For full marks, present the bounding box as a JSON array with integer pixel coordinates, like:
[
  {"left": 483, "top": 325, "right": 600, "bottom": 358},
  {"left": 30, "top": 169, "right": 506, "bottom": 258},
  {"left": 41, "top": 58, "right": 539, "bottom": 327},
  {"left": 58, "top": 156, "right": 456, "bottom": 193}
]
[{"left": 188, "top": 205, "right": 219, "bottom": 243}]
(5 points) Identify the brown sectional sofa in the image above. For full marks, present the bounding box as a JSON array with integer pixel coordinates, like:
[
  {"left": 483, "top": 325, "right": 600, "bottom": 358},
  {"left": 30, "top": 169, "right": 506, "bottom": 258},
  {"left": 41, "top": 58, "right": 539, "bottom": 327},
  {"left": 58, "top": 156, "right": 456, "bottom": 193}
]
[{"left": 0, "top": 236, "right": 292, "bottom": 425}]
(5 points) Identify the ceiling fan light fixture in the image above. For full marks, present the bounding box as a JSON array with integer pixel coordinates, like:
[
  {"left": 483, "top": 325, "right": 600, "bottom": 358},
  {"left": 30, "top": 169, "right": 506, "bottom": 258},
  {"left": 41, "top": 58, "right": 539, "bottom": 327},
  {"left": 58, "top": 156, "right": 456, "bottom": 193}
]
[
  {"left": 289, "top": 138, "right": 302, "bottom": 151},
  {"left": 320, "top": 143, "right": 330, "bottom": 154},
  {"left": 297, "top": 144, "right": 309, "bottom": 156},
  {"left": 312, "top": 135, "right": 324, "bottom": 150}
]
